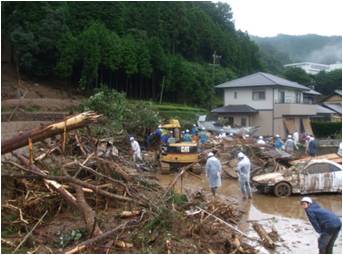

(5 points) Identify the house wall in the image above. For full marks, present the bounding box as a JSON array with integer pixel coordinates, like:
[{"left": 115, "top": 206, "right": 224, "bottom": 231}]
[
  {"left": 274, "top": 118, "right": 286, "bottom": 138},
  {"left": 217, "top": 114, "right": 253, "bottom": 127},
  {"left": 274, "top": 117, "right": 303, "bottom": 138},
  {"left": 224, "top": 87, "right": 273, "bottom": 109},
  {"left": 274, "top": 88, "right": 303, "bottom": 104},
  {"left": 222, "top": 86, "right": 316, "bottom": 138},
  {"left": 251, "top": 110, "right": 273, "bottom": 136},
  {"left": 274, "top": 104, "right": 317, "bottom": 118},
  {"left": 324, "top": 95, "right": 342, "bottom": 105}
]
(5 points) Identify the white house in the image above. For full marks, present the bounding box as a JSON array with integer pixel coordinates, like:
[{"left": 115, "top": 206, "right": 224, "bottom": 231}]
[
  {"left": 283, "top": 62, "right": 342, "bottom": 75},
  {"left": 214, "top": 72, "right": 322, "bottom": 138}
]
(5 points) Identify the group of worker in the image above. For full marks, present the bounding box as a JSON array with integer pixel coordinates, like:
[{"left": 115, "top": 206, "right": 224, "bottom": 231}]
[
  {"left": 129, "top": 123, "right": 210, "bottom": 162},
  {"left": 129, "top": 129, "right": 340, "bottom": 253},
  {"left": 205, "top": 150, "right": 252, "bottom": 200},
  {"left": 255, "top": 132, "right": 317, "bottom": 156},
  {"left": 205, "top": 150, "right": 341, "bottom": 253},
  {"left": 154, "top": 123, "right": 208, "bottom": 146}
]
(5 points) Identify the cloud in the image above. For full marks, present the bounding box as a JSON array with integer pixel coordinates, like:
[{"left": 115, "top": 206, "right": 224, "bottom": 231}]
[{"left": 306, "top": 44, "right": 342, "bottom": 64}]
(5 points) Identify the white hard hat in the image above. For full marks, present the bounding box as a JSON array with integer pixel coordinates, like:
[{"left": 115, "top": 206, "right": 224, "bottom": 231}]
[
  {"left": 245, "top": 134, "right": 250, "bottom": 137},
  {"left": 158, "top": 125, "right": 162, "bottom": 128},
  {"left": 186, "top": 129, "right": 189, "bottom": 133},
  {"left": 130, "top": 137, "right": 134, "bottom": 141},
  {"left": 275, "top": 134, "right": 280, "bottom": 137},
  {"left": 287, "top": 135, "right": 292, "bottom": 138},
  {"left": 229, "top": 133, "right": 233, "bottom": 136},
  {"left": 259, "top": 136, "right": 263, "bottom": 139},
  {"left": 193, "top": 124, "right": 196, "bottom": 126},
  {"left": 208, "top": 152, "right": 214, "bottom": 158},
  {"left": 238, "top": 152, "right": 245, "bottom": 158},
  {"left": 202, "top": 127, "right": 205, "bottom": 130},
  {"left": 301, "top": 197, "right": 312, "bottom": 204}
]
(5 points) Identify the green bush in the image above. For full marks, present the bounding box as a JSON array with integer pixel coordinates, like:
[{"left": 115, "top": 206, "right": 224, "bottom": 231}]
[
  {"left": 124, "top": 101, "right": 160, "bottom": 135},
  {"left": 81, "top": 86, "right": 128, "bottom": 130},
  {"left": 81, "top": 86, "right": 160, "bottom": 136},
  {"left": 311, "top": 121, "right": 342, "bottom": 138}
]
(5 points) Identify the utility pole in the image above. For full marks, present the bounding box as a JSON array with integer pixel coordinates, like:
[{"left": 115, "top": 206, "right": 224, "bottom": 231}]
[
  {"left": 212, "top": 51, "right": 222, "bottom": 86},
  {"left": 210, "top": 51, "right": 221, "bottom": 109}
]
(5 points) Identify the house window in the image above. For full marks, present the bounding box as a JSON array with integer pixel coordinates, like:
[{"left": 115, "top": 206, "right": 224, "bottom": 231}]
[
  {"left": 296, "top": 92, "right": 301, "bottom": 103},
  {"left": 252, "top": 90, "right": 266, "bottom": 100},
  {"left": 234, "top": 91, "right": 237, "bottom": 99},
  {"left": 227, "top": 117, "right": 234, "bottom": 126},
  {"left": 241, "top": 117, "right": 247, "bottom": 127},
  {"left": 279, "top": 91, "right": 285, "bottom": 103}
]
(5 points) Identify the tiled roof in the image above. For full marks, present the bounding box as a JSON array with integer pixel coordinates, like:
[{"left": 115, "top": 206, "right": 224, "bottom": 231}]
[
  {"left": 211, "top": 104, "right": 258, "bottom": 113},
  {"left": 216, "top": 72, "right": 310, "bottom": 90}
]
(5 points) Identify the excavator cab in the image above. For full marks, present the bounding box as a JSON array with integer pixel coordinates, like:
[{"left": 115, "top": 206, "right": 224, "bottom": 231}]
[{"left": 159, "top": 119, "right": 201, "bottom": 174}]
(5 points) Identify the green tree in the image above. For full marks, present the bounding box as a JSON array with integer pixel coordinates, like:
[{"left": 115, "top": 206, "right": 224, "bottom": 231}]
[
  {"left": 283, "top": 67, "right": 313, "bottom": 85},
  {"left": 314, "top": 69, "right": 342, "bottom": 95}
]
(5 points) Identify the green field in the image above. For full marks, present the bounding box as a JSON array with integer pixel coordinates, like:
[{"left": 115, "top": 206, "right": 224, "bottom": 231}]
[{"left": 129, "top": 100, "right": 208, "bottom": 128}]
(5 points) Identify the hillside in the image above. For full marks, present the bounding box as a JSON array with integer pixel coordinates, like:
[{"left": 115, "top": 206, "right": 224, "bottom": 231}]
[
  {"left": 252, "top": 34, "right": 342, "bottom": 65},
  {"left": 1, "top": 1, "right": 263, "bottom": 108}
]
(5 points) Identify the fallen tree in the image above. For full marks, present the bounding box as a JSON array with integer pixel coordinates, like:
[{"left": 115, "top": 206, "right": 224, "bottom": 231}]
[{"left": 1, "top": 111, "right": 101, "bottom": 154}]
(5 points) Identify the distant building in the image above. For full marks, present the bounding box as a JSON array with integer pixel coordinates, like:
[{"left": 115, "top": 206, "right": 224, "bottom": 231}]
[
  {"left": 284, "top": 62, "right": 342, "bottom": 75},
  {"left": 215, "top": 72, "right": 326, "bottom": 138},
  {"left": 319, "top": 90, "right": 342, "bottom": 122}
]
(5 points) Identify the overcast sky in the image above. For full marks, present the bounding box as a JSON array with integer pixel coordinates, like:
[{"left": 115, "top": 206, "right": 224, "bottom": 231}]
[{"left": 223, "top": 0, "right": 343, "bottom": 37}]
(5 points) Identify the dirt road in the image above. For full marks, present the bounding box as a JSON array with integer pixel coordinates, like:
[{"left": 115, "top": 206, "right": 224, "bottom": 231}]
[{"left": 158, "top": 172, "right": 342, "bottom": 254}]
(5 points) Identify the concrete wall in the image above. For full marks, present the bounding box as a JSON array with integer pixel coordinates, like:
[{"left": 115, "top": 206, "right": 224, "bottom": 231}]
[{"left": 224, "top": 87, "right": 273, "bottom": 109}]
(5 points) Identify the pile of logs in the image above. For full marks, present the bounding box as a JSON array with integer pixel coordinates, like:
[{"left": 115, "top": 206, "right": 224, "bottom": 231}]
[{"left": 1, "top": 112, "right": 261, "bottom": 254}]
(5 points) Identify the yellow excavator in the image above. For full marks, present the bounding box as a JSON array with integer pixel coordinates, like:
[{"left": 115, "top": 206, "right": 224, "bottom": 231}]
[{"left": 159, "top": 119, "right": 201, "bottom": 174}]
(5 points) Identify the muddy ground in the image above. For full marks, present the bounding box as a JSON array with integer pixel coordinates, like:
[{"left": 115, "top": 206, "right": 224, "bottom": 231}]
[{"left": 158, "top": 172, "right": 342, "bottom": 254}]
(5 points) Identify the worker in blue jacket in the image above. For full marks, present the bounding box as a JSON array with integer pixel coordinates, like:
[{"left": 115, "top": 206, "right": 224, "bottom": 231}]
[
  {"left": 183, "top": 129, "right": 193, "bottom": 142},
  {"left": 301, "top": 197, "right": 342, "bottom": 254}
]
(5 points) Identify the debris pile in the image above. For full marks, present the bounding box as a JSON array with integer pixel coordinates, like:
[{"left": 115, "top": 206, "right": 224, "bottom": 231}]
[
  {"left": 207, "top": 136, "right": 293, "bottom": 179},
  {"left": 1, "top": 112, "right": 259, "bottom": 254}
]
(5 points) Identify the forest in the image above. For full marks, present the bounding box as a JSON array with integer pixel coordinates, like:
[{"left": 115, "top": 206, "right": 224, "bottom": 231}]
[
  {"left": 2, "top": 1, "right": 263, "bottom": 108},
  {"left": 2, "top": 2, "right": 341, "bottom": 108}
]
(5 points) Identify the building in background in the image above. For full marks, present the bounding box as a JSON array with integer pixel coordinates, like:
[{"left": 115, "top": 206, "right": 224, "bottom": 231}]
[
  {"left": 319, "top": 90, "right": 342, "bottom": 122},
  {"left": 215, "top": 72, "right": 325, "bottom": 138},
  {"left": 284, "top": 62, "right": 342, "bottom": 75}
]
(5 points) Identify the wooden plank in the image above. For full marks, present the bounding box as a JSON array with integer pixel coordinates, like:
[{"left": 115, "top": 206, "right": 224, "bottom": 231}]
[
  {"left": 302, "top": 118, "right": 313, "bottom": 135},
  {"left": 283, "top": 118, "right": 296, "bottom": 134}
]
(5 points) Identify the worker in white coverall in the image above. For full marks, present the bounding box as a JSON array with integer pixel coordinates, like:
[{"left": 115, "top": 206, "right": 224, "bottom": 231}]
[
  {"left": 257, "top": 136, "right": 266, "bottom": 145},
  {"left": 236, "top": 152, "right": 252, "bottom": 199},
  {"left": 205, "top": 152, "right": 222, "bottom": 197},
  {"left": 130, "top": 137, "right": 142, "bottom": 162}
]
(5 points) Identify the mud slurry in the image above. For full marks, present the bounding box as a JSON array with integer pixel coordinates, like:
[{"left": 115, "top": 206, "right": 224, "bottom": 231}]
[{"left": 158, "top": 172, "right": 342, "bottom": 254}]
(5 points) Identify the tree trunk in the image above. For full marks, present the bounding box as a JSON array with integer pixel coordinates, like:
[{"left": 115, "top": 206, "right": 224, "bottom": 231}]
[
  {"left": 252, "top": 223, "right": 275, "bottom": 249},
  {"left": 1, "top": 112, "right": 101, "bottom": 154}
]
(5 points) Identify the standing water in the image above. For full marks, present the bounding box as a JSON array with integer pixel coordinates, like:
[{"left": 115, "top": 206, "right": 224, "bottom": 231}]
[{"left": 158, "top": 172, "right": 342, "bottom": 254}]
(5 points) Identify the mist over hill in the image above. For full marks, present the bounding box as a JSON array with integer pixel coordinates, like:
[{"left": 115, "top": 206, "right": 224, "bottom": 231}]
[{"left": 252, "top": 34, "right": 342, "bottom": 65}]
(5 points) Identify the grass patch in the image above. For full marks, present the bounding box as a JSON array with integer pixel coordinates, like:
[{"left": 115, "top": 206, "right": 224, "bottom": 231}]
[
  {"left": 24, "top": 105, "right": 41, "bottom": 112},
  {"left": 167, "top": 191, "right": 188, "bottom": 206}
]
